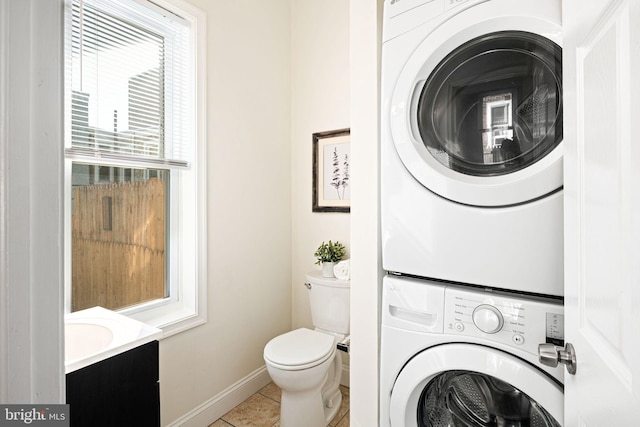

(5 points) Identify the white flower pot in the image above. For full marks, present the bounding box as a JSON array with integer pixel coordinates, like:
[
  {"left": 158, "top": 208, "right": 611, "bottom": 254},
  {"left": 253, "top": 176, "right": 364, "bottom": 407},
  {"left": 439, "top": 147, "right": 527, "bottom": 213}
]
[{"left": 321, "top": 262, "right": 335, "bottom": 278}]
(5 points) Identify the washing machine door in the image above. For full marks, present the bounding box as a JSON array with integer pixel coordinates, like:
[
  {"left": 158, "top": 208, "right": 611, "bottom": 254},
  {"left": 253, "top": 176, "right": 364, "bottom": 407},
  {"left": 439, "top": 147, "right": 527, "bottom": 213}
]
[
  {"left": 389, "top": 344, "right": 563, "bottom": 427},
  {"left": 390, "top": 3, "right": 563, "bottom": 207}
]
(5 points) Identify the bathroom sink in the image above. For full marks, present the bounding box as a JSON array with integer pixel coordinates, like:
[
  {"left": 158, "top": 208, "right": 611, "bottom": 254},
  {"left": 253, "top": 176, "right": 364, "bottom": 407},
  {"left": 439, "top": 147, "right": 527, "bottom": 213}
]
[
  {"left": 65, "top": 323, "right": 113, "bottom": 361},
  {"left": 64, "top": 306, "right": 162, "bottom": 373}
]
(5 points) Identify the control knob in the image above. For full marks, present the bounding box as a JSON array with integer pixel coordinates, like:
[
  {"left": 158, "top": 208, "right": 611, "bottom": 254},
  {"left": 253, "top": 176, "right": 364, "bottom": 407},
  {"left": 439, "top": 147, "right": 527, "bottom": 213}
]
[{"left": 472, "top": 304, "right": 504, "bottom": 334}]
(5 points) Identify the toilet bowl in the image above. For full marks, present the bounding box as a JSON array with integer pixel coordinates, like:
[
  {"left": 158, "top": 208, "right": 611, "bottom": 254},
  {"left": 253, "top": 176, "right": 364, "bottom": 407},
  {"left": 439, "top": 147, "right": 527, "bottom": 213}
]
[{"left": 264, "top": 328, "right": 343, "bottom": 427}]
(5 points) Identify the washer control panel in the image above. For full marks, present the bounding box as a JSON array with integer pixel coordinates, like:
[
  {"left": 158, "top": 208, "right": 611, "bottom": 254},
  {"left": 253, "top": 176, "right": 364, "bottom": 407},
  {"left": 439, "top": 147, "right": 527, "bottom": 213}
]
[{"left": 443, "top": 286, "right": 564, "bottom": 357}]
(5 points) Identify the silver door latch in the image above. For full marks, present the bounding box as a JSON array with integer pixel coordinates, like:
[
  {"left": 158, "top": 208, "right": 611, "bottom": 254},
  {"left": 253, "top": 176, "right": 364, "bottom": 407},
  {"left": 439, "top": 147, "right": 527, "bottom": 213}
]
[{"left": 538, "top": 343, "right": 577, "bottom": 375}]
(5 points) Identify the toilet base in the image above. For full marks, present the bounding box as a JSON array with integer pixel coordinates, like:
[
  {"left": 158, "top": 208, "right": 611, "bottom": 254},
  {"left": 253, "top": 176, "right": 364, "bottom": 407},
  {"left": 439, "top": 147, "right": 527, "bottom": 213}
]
[
  {"left": 323, "top": 387, "right": 343, "bottom": 423},
  {"left": 280, "top": 387, "right": 342, "bottom": 427}
]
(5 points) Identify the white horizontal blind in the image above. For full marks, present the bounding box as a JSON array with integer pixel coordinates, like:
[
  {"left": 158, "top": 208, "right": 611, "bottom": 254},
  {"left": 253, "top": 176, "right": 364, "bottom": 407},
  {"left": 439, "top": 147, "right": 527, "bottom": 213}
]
[{"left": 66, "top": 0, "right": 192, "bottom": 168}]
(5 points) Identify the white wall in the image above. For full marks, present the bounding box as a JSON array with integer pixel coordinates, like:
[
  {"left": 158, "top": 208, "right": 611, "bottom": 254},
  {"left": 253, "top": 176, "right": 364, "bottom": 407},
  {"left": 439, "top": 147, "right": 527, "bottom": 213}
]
[
  {"left": 0, "top": 0, "right": 65, "bottom": 404},
  {"left": 290, "top": 0, "right": 351, "bottom": 331},
  {"left": 349, "top": 0, "right": 384, "bottom": 425},
  {"left": 290, "top": 0, "right": 351, "bottom": 384},
  {"left": 159, "top": 1, "right": 293, "bottom": 424}
]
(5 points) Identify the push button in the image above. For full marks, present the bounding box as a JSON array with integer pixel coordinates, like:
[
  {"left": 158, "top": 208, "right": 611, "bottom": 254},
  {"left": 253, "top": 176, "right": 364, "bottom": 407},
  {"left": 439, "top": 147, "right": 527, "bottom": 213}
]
[{"left": 513, "top": 334, "right": 525, "bottom": 345}]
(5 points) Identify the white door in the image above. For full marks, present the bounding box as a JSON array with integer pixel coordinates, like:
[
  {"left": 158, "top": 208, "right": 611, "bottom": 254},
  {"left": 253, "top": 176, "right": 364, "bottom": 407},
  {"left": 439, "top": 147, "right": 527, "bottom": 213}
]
[{"left": 563, "top": 0, "right": 640, "bottom": 424}]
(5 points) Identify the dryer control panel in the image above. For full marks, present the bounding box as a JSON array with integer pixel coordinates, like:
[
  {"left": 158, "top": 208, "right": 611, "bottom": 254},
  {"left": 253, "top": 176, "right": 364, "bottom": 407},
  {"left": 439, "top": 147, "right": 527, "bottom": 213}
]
[{"left": 443, "top": 286, "right": 564, "bottom": 357}]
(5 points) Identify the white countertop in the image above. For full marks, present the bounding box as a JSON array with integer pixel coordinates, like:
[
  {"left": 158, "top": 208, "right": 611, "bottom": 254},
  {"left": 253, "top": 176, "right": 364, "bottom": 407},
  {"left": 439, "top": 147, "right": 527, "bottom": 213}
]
[{"left": 65, "top": 306, "right": 163, "bottom": 374}]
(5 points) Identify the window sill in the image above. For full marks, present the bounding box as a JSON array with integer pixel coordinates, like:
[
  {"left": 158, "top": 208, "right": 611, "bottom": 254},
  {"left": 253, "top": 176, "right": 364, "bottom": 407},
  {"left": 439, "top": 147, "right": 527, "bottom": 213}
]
[{"left": 122, "top": 292, "right": 207, "bottom": 339}]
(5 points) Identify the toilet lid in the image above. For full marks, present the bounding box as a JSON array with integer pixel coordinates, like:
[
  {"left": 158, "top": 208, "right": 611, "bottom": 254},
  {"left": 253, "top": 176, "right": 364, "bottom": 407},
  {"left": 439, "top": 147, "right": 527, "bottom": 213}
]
[{"left": 264, "top": 328, "right": 335, "bottom": 368}]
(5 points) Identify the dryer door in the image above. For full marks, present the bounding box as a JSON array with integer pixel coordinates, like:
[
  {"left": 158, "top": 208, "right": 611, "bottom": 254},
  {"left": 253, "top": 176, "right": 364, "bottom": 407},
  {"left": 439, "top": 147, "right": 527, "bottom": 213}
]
[
  {"left": 389, "top": 343, "right": 563, "bottom": 427},
  {"left": 390, "top": 3, "right": 563, "bottom": 206}
]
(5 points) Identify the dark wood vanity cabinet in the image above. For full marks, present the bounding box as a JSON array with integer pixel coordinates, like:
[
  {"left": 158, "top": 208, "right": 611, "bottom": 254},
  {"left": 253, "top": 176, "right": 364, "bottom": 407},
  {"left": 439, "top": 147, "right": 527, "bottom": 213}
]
[{"left": 66, "top": 340, "right": 160, "bottom": 427}]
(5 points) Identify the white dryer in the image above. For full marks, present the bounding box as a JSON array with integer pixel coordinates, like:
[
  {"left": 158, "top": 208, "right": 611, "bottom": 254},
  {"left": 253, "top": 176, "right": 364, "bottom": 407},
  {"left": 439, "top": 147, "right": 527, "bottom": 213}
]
[
  {"left": 380, "top": 275, "right": 565, "bottom": 427},
  {"left": 381, "top": 0, "right": 564, "bottom": 296}
]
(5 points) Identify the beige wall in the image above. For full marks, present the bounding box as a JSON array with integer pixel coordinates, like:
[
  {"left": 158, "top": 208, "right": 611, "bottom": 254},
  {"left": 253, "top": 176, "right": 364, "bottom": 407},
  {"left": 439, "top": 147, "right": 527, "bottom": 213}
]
[
  {"left": 290, "top": 0, "right": 351, "bottom": 330},
  {"left": 160, "top": 0, "right": 355, "bottom": 424},
  {"left": 159, "top": 0, "right": 293, "bottom": 424}
]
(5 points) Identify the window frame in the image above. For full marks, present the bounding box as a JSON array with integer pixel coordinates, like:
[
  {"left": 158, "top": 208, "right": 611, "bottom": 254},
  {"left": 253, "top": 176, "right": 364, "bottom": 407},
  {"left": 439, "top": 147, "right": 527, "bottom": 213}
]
[{"left": 63, "top": 0, "right": 207, "bottom": 337}]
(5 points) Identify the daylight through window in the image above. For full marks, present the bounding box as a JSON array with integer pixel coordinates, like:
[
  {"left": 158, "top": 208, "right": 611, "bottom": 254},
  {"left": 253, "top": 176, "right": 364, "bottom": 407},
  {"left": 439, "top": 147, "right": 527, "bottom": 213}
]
[{"left": 65, "top": 0, "right": 201, "bottom": 322}]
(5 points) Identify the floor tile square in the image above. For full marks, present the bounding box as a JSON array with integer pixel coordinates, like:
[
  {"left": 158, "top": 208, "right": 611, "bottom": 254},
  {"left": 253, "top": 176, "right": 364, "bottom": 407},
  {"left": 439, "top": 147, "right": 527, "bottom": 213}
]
[
  {"left": 329, "top": 385, "right": 350, "bottom": 426},
  {"left": 258, "top": 381, "right": 282, "bottom": 403},
  {"left": 221, "top": 393, "right": 280, "bottom": 427},
  {"left": 336, "top": 414, "right": 350, "bottom": 427}
]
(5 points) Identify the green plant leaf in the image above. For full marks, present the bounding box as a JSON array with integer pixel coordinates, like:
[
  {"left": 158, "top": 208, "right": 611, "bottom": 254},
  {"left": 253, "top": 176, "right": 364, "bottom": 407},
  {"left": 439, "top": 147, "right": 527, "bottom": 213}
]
[{"left": 314, "top": 240, "right": 346, "bottom": 264}]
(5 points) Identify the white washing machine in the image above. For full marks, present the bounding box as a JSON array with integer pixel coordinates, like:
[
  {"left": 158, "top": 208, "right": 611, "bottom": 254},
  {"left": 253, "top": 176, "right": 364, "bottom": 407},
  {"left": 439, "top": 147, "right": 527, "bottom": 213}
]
[
  {"left": 380, "top": 274, "right": 565, "bottom": 427},
  {"left": 381, "top": 0, "right": 564, "bottom": 296}
]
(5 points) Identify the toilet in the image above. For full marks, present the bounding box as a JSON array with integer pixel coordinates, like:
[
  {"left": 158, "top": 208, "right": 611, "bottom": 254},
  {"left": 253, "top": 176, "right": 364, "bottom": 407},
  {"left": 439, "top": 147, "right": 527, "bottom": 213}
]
[{"left": 263, "top": 271, "right": 350, "bottom": 427}]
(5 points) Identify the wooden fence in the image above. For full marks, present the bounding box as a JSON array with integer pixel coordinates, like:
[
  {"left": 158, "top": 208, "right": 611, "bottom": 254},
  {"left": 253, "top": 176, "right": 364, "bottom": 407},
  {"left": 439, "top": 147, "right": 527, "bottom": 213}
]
[{"left": 72, "top": 178, "right": 166, "bottom": 311}]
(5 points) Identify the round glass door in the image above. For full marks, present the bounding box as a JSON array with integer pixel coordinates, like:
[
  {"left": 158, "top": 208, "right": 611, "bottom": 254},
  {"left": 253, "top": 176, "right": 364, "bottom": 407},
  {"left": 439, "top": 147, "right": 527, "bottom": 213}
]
[
  {"left": 417, "top": 370, "right": 560, "bottom": 427},
  {"left": 417, "top": 31, "right": 562, "bottom": 177},
  {"left": 388, "top": 343, "right": 564, "bottom": 426}
]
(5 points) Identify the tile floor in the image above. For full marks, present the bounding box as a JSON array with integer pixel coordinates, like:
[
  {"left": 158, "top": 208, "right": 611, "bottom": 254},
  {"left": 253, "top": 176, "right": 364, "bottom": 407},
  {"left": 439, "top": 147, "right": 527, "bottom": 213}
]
[{"left": 208, "top": 382, "right": 350, "bottom": 427}]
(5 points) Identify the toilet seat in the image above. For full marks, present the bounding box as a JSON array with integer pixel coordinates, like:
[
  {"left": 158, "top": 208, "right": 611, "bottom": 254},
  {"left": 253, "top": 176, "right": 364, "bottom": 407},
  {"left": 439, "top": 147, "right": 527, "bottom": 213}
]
[{"left": 264, "top": 328, "right": 336, "bottom": 371}]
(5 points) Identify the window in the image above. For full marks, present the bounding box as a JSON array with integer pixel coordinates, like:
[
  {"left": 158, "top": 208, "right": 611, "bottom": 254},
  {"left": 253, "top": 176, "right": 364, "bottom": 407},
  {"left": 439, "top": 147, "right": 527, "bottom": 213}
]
[{"left": 64, "top": 0, "right": 206, "bottom": 335}]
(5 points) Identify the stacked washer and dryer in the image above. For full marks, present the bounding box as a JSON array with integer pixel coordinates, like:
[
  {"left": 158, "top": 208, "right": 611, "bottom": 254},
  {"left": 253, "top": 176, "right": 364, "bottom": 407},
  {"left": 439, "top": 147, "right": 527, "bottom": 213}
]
[{"left": 380, "top": 0, "right": 567, "bottom": 426}]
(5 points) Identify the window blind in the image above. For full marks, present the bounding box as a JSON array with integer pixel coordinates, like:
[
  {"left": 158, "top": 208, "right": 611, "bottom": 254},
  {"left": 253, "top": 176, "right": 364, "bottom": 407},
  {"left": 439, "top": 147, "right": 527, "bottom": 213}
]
[{"left": 66, "top": 0, "right": 192, "bottom": 168}]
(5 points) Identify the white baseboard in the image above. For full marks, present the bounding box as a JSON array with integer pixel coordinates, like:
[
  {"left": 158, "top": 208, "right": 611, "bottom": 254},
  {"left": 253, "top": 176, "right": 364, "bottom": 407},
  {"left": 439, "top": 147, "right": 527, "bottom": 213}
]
[{"left": 165, "top": 365, "right": 271, "bottom": 427}]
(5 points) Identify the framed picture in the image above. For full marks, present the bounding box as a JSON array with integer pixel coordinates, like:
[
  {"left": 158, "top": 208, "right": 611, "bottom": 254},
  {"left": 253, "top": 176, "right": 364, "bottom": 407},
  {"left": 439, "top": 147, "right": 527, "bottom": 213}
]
[{"left": 312, "top": 128, "right": 350, "bottom": 213}]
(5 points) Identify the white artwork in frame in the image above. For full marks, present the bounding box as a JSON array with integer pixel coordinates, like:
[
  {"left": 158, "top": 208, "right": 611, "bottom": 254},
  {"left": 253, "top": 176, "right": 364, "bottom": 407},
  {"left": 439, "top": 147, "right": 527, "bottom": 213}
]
[{"left": 312, "top": 128, "right": 350, "bottom": 213}]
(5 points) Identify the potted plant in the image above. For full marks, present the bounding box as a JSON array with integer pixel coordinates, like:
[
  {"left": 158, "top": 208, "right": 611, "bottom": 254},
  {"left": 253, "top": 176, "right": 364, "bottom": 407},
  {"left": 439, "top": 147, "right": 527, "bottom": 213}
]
[{"left": 314, "top": 240, "right": 347, "bottom": 277}]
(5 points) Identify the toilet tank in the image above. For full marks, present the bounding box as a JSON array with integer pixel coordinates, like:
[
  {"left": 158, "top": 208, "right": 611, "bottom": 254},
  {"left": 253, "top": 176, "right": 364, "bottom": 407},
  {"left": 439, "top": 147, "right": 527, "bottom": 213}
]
[{"left": 305, "top": 272, "right": 350, "bottom": 335}]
